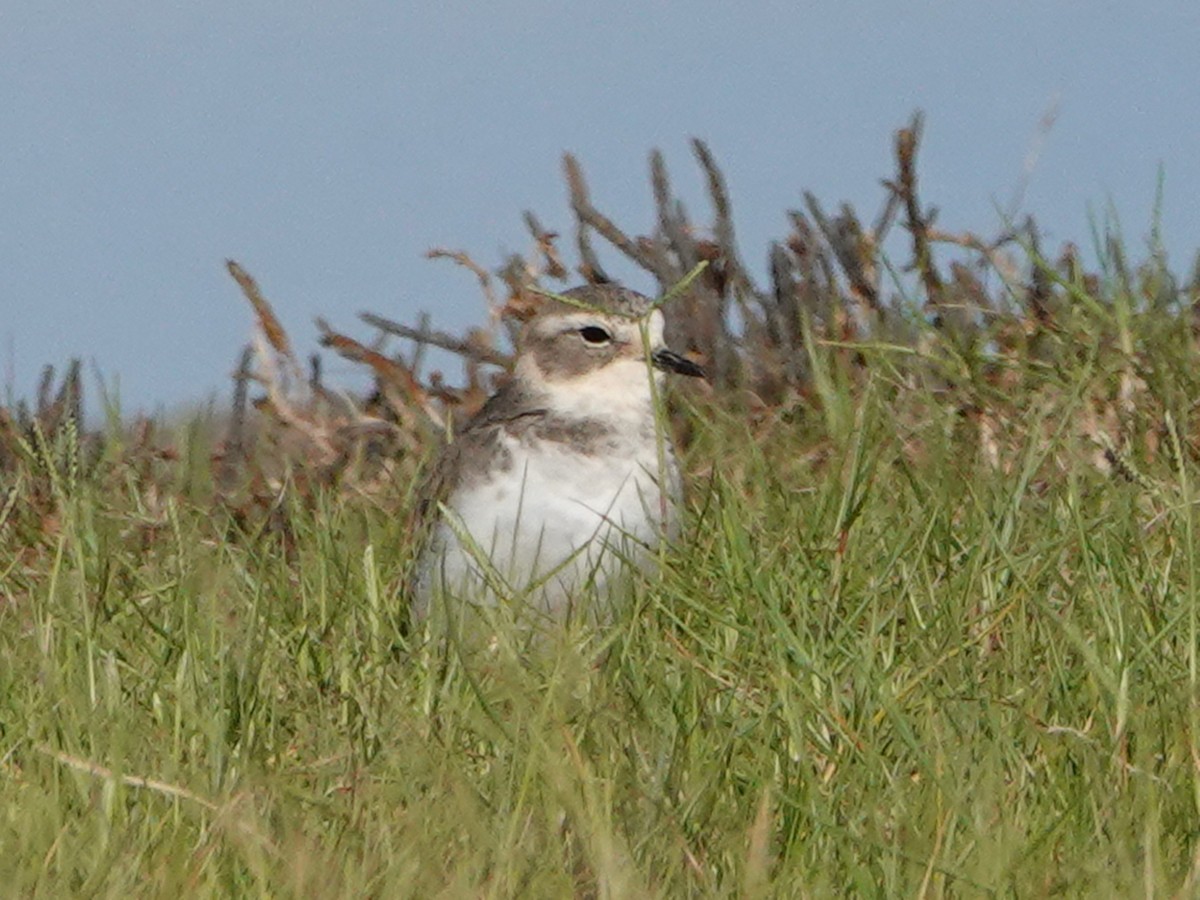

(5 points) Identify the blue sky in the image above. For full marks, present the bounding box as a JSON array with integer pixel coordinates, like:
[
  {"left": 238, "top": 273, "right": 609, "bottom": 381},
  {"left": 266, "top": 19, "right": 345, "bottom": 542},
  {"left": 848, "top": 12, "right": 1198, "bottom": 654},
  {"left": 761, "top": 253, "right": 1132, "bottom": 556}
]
[{"left": 3, "top": 2, "right": 1198, "bottom": 412}]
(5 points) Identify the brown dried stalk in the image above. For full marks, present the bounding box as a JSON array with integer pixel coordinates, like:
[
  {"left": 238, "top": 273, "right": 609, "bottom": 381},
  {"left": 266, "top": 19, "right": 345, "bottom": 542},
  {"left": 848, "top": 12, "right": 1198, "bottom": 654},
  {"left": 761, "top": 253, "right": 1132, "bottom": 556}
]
[
  {"left": 226, "top": 259, "right": 298, "bottom": 365},
  {"left": 650, "top": 149, "right": 695, "bottom": 276},
  {"left": 522, "top": 210, "right": 569, "bottom": 280},
  {"left": 316, "top": 318, "right": 443, "bottom": 429},
  {"left": 564, "top": 153, "right": 671, "bottom": 282},
  {"left": 692, "top": 137, "right": 757, "bottom": 301},
  {"left": 803, "top": 192, "right": 881, "bottom": 316},
  {"left": 216, "top": 344, "right": 254, "bottom": 492},
  {"left": 360, "top": 312, "right": 513, "bottom": 369},
  {"left": 426, "top": 247, "right": 502, "bottom": 321},
  {"left": 890, "top": 113, "right": 944, "bottom": 309}
]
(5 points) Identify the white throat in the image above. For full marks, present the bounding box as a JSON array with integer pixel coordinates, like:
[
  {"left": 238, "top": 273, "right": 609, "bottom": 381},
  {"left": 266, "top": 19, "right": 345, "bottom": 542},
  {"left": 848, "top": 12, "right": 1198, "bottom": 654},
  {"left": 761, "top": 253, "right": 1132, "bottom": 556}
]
[{"left": 522, "top": 357, "right": 663, "bottom": 432}]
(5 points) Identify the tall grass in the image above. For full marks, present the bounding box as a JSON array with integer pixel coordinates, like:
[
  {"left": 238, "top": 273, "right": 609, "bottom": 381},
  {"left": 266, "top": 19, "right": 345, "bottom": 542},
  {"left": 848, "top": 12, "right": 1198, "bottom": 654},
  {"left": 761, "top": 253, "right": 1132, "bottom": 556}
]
[
  {"left": 6, "top": 114, "right": 1200, "bottom": 894},
  {"left": 4, "top": 285, "right": 1200, "bottom": 896}
]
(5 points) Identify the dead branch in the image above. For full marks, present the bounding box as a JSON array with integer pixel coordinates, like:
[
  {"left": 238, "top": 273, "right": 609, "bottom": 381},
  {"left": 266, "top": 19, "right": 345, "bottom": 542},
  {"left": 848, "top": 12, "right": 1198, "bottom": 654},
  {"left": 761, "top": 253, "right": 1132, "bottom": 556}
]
[
  {"left": 426, "top": 248, "right": 503, "bottom": 322},
  {"left": 926, "top": 227, "right": 1030, "bottom": 301},
  {"left": 317, "top": 318, "right": 443, "bottom": 429},
  {"left": 649, "top": 149, "right": 692, "bottom": 278},
  {"left": 216, "top": 344, "right": 254, "bottom": 491},
  {"left": 359, "top": 312, "right": 513, "bottom": 369},
  {"left": 563, "top": 153, "right": 672, "bottom": 282},
  {"left": 803, "top": 193, "right": 881, "bottom": 316},
  {"left": 767, "top": 241, "right": 799, "bottom": 364},
  {"left": 890, "top": 113, "right": 944, "bottom": 308},
  {"left": 226, "top": 259, "right": 298, "bottom": 366},
  {"left": 522, "top": 211, "right": 569, "bottom": 280},
  {"left": 692, "top": 137, "right": 758, "bottom": 300}
]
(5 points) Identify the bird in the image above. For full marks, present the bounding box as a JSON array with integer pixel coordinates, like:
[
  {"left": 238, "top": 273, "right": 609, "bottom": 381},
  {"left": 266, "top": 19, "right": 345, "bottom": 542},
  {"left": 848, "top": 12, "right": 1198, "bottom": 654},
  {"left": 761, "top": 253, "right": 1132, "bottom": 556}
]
[{"left": 411, "top": 283, "right": 704, "bottom": 627}]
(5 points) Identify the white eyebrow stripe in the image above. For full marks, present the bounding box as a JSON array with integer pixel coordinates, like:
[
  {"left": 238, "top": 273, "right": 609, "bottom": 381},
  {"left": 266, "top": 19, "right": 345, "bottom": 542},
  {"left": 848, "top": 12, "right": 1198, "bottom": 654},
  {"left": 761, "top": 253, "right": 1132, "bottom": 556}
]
[{"left": 533, "top": 312, "right": 623, "bottom": 339}]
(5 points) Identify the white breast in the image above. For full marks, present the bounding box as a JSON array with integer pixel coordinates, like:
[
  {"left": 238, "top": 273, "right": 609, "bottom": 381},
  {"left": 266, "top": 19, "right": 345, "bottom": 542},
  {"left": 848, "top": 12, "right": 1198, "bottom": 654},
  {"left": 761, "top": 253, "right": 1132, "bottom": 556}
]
[{"left": 417, "top": 425, "right": 681, "bottom": 619}]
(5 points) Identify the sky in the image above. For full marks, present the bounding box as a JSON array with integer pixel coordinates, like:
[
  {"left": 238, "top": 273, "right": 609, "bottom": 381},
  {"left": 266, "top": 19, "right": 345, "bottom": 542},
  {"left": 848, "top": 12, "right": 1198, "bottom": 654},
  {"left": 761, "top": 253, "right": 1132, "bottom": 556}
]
[{"left": 3, "top": 2, "right": 1199, "bottom": 413}]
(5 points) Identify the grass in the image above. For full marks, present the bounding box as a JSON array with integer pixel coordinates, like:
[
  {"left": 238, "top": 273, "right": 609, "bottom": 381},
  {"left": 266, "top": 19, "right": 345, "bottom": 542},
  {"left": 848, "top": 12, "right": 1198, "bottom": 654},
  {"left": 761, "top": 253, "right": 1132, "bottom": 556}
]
[{"left": 5, "top": 278, "right": 1200, "bottom": 896}]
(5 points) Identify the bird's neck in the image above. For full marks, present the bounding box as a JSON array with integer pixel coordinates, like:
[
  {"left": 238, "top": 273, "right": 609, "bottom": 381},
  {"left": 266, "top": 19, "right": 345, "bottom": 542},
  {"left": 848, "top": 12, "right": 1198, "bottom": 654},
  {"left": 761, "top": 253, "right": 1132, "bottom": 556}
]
[{"left": 518, "top": 358, "right": 662, "bottom": 434}]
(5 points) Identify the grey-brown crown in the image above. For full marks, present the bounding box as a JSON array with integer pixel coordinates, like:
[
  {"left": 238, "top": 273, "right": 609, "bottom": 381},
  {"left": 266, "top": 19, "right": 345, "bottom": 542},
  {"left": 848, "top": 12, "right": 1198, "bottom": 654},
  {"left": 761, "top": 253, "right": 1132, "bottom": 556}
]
[{"left": 536, "top": 284, "right": 653, "bottom": 320}]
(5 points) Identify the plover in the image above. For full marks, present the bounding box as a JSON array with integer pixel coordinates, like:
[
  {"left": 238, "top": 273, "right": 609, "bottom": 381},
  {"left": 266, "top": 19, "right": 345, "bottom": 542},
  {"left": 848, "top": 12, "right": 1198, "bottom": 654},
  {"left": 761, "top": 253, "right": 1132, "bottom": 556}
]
[{"left": 412, "top": 283, "right": 704, "bottom": 624}]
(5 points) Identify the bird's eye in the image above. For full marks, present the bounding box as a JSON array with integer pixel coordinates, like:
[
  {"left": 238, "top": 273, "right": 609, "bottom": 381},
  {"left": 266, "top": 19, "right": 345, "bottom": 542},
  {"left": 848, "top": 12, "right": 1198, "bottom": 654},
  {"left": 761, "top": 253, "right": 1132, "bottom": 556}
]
[{"left": 579, "top": 326, "right": 612, "bottom": 345}]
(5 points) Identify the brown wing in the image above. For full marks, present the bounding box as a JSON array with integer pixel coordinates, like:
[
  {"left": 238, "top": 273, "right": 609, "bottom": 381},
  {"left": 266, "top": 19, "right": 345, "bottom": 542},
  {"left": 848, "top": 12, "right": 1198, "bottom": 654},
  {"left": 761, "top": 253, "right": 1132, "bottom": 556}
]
[
  {"left": 402, "top": 382, "right": 548, "bottom": 619},
  {"left": 407, "top": 380, "right": 547, "bottom": 545}
]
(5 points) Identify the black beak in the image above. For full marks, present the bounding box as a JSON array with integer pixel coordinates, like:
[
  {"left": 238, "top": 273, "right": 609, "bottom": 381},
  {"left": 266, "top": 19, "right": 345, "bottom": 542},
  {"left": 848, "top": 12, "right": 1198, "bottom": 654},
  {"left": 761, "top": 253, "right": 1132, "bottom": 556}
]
[{"left": 652, "top": 348, "right": 706, "bottom": 378}]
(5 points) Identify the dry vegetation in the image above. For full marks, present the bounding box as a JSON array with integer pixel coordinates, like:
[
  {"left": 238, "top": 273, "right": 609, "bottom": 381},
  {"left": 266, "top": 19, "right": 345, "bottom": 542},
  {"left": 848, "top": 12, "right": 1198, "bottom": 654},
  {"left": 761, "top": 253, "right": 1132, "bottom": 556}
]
[
  {"left": 7, "top": 116, "right": 1197, "bottom": 519},
  {"left": 5, "top": 114, "right": 1200, "bottom": 894}
]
